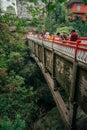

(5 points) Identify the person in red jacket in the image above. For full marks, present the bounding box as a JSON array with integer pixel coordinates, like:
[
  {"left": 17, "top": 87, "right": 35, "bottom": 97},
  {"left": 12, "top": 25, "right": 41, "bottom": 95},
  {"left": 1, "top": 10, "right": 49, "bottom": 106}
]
[{"left": 70, "top": 30, "right": 78, "bottom": 41}]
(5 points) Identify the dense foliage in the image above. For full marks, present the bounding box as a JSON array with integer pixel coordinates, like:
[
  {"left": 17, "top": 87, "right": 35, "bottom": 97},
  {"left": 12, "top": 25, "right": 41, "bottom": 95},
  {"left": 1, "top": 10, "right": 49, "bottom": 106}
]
[
  {"left": 43, "top": 2, "right": 87, "bottom": 36},
  {"left": 0, "top": 14, "right": 56, "bottom": 130},
  {"left": 0, "top": 14, "right": 32, "bottom": 129},
  {"left": 1, "top": 1, "right": 87, "bottom": 129}
]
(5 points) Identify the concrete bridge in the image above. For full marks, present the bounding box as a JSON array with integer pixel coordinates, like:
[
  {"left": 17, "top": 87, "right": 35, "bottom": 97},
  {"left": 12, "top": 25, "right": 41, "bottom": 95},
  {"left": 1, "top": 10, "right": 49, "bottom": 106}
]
[{"left": 27, "top": 35, "right": 87, "bottom": 130}]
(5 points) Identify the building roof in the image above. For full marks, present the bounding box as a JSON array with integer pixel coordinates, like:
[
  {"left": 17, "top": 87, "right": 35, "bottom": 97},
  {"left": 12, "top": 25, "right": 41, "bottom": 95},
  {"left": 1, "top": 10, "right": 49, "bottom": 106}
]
[{"left": 67, "top": 0, "right": 83, "bottom": 7}]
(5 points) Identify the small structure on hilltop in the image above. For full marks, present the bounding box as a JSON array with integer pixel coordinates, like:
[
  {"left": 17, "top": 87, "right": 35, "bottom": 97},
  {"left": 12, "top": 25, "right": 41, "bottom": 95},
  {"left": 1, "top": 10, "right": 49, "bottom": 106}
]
[{"left": 67, "top": 0, "right": 87, "bottom": 20}]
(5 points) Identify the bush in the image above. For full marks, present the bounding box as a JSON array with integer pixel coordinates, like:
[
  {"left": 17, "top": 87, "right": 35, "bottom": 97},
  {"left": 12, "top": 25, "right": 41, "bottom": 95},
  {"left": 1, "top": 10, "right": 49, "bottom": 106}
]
[
  {"left": 0, "top": 115, "right": 25, "bottom": 130},
  {"left": 56, "top": 26, "right": 73, "bottom": 35}
]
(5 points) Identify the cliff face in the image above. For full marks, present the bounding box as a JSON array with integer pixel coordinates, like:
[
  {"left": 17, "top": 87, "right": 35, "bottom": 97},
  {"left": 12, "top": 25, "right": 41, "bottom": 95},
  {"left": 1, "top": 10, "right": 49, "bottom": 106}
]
[
  {"left": 17, "top": 1, "right": 33, "bottom": 19},
  {"left": 0, "top": 0, "right": 45, "bottom": 19},
  {"left": 17, "top": 0, "right": 45, "bottom": 19},
  {"left": 0, "top": 0, "right": 17, "bottom": 14}
]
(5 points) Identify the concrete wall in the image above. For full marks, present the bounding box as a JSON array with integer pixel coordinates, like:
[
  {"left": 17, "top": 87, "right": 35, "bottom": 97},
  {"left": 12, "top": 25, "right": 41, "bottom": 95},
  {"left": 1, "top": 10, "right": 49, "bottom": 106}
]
[{"left": 55, "top": 54, "right": 73, "bottom": 96}]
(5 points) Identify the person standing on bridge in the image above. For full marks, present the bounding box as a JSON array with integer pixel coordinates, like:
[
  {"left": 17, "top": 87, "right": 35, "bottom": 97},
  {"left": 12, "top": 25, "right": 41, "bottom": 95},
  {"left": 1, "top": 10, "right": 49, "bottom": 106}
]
[
  {"left": 61, "top": 32, "right": 67, "bottom": 40},
  {"left": 69, "top": 29, "right": 78, "bottom": 41},
  {"left": 53, "top": 32, "right": 61, "bottom": 41}
]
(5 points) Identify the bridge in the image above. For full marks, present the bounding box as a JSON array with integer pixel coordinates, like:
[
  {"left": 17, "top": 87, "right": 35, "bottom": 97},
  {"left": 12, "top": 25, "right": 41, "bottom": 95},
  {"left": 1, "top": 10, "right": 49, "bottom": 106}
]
[{"left": 27, "top": 35, "right": 87, "bottom": 130}]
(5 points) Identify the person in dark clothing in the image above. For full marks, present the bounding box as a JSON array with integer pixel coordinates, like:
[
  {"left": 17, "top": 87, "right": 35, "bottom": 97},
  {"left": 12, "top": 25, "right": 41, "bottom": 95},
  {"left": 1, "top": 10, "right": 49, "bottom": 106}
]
[
  {"left": 61, "top": 32, "right": 67, "bottom": 40},
  {"left": 70, "top": 30, "right": 78, "bottom": 41}
]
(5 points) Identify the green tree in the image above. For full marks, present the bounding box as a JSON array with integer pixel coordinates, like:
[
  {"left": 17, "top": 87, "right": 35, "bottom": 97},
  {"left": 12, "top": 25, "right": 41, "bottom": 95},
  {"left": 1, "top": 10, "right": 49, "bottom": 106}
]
[
  {"left": 0, "top": 115, "right": 25, "bottom": 130},
  {"left": 70, "top": 16, "right": 87, "bottom": 36},
  {"left": 8, "top": 52, "right": 24, "bottom": 72}
]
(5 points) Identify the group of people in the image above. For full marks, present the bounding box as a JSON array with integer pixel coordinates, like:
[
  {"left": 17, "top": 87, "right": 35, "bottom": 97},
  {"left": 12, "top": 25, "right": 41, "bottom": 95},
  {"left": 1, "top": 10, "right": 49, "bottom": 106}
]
[{"left": 42, "top": 29, "right": 78, "bottom": 42}]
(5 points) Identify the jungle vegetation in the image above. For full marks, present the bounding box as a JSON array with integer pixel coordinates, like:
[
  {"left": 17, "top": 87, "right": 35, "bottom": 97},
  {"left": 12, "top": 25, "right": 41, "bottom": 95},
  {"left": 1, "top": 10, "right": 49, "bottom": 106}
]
[{"left": 0, "top": 1, "right": 87, "bottom": 130}]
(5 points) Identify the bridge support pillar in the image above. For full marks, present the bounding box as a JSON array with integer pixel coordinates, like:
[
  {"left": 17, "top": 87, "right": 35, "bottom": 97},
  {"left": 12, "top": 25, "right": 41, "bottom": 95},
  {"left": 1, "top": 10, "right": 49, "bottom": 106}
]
[
  {"left": 52, "top": 50, "right": 57, "bottom": 91},
  {"left": 70, "top": 62, "right": 78, "bottom": 130},
  {"left": 32, "top": 41, "right": 35, "bottom": 55},
  {"left": 52, "top": 50, "right": 55, "bottom": 78},
  {"left": 42, "top": 44, "right": 47, "bottom": 73}
]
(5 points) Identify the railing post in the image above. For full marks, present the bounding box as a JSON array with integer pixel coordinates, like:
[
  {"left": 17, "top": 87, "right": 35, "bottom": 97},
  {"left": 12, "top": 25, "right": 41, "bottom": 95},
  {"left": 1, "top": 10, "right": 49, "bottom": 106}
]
[{"left": 74, "top": 41, "right": 80, "bottom": 60}]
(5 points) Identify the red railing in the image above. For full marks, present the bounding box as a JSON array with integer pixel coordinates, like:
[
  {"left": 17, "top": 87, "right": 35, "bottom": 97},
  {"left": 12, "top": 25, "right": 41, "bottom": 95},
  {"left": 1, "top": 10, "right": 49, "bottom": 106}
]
[{"left": 27, "top": 34, "right": 87, "bottom": 64}]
